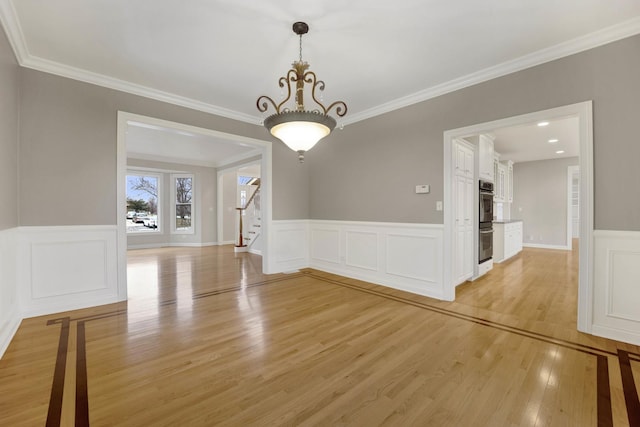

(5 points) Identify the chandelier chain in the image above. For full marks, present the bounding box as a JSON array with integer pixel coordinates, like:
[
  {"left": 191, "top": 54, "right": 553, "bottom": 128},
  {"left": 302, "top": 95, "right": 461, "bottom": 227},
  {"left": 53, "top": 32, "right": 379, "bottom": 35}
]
[{"left": 299, "top": 34, "right": 303, "bottom": 62}]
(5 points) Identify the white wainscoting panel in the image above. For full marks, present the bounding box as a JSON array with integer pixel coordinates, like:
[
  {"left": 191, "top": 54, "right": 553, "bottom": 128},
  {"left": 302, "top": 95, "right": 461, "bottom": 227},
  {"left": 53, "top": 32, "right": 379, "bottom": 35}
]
[
  {"left": 310, "top": 228, "right": 340, "bottom": 264},
  {"left": 386, "top": 233, "right": 439, "bottom": 283},
  {"left": 345, "top": 231, "right": 378, "bottom": 271},
  {"left": 310, "top": 221, "right": 445, "bottom": 299},
  {"left": 270, "top": 220, "right": 309, "bottom": 273},
  {"left": 18, "top": 226, "right": 120, "bottom": 317},
  {"left": 592, "top": 230, "right": 640, "bottom": 345},
  {"left": 0, "top": 227, "right": 20, "bottom": 359}
]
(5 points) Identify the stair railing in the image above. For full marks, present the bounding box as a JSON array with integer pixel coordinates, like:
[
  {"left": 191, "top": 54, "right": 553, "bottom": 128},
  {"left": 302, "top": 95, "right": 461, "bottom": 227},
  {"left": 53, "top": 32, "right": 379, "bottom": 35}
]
[{"left": 235, "top": 184, "right": 261, "bottom": 248}]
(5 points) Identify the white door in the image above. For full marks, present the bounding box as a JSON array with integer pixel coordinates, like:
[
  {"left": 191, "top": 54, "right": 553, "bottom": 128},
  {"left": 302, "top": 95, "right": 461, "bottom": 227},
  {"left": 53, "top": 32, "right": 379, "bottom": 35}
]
[
  {"left": 453, "top": 140, "right": 474, "bottom": 285},
  {"left": 572, "top": 170, "right": 580, "bottom": 239}
]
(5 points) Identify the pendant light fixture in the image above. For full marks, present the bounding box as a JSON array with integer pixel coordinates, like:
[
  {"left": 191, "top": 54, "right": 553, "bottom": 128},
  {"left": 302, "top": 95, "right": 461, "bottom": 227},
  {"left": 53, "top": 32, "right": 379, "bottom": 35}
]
[{"left": 257, "top": 22, "right": 347, "bottom": 162}]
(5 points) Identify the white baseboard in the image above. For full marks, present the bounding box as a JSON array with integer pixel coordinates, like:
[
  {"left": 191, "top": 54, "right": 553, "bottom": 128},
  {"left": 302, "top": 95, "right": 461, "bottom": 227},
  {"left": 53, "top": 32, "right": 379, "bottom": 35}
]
[
  {"left": 0, "top": 308, "right": 20, "bottom": 359},
  {"left": 592, "top": 324, "right": 640, "bottom": 347},
  {"left": 523, "top": 243, "right": 571, "bottom": 250}
]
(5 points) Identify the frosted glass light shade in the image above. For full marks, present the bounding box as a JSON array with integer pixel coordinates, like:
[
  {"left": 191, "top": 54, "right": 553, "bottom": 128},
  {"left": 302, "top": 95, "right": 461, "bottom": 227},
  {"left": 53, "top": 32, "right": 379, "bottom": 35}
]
[
  {"left": 270, "top": 121, "right": 330, "bottom": 152},
  {"left": 264, "top": 110, "right": 337, "bottom": 153}
]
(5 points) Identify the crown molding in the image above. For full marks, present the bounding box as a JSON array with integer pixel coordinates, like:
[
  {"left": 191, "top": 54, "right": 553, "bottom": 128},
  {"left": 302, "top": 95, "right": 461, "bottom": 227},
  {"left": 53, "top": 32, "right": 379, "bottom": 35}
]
[
  {"left": 19, "top": 55, "right": 261, "bottom": 125},
  {"left": 1, "top": 0, "right": 639, "bottom": 127},
  {"left": 344, "top": 16, "right": 640, "bottom": 125},
  {"left": 0, "top": 1, "right": 260, "bottom": 125},
  {"left": 0, "top": 0, "right": 28, "bottom": 63}
]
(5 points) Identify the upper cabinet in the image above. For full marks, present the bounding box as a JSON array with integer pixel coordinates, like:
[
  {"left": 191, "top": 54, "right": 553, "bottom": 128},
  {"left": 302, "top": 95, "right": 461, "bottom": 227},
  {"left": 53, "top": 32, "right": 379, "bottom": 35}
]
[
  {"left": 455, "top": 140, "right": 474, "bottom": 179},
  {"left": 495, "top": 161, "right": 507, "bottom": 202},
  {"left": 507, "top": 161, "right": 514, "bottom": 203},
  {"left": 494, "top": 155, "right": 513, "bottom": 204},
  {"left": 478, "top": 134, "right": 494, "bottom": 182}
]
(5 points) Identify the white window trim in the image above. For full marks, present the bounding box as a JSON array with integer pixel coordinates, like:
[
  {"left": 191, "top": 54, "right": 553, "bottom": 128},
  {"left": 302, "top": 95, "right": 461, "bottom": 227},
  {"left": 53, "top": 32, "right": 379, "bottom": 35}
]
[
  {"left": 171, "top": 173, "right": 195, "bottom": 235},
  {"left": 126, "top": 171, "right": 162, "bottom": 234}
]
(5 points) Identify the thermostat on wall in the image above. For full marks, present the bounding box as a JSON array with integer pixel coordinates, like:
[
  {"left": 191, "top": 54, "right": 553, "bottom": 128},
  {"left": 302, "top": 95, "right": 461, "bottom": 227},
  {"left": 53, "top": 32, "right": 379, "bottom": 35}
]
[{"left": 415, "top": 185, "right": 430, "bottom": 194}]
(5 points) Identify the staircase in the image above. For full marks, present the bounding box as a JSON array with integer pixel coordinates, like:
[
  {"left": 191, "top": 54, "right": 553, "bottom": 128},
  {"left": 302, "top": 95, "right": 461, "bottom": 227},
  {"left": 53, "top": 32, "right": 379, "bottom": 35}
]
[{"left": 234, "top": 182, "right": 261, "bottom": 254}]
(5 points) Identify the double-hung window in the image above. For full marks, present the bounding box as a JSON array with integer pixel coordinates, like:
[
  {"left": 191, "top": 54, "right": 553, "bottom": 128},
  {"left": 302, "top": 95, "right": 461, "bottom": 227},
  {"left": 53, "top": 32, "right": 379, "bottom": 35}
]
[{"left": 172, "top": 174, "right": 194, "bottom": 234}]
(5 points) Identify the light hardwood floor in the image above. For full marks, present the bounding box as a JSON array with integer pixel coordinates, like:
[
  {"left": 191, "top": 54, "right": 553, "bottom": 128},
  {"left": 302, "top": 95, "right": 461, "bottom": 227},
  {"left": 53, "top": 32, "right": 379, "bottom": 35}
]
[{"left": 1, "top": 244, "right": 639, "bottom": 426}]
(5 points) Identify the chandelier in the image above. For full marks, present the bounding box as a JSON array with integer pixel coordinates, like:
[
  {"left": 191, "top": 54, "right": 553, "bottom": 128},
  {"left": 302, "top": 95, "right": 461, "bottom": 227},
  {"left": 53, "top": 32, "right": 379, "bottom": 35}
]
[{"left": 257, "top": 22, "right": 347, "bottom": 162}]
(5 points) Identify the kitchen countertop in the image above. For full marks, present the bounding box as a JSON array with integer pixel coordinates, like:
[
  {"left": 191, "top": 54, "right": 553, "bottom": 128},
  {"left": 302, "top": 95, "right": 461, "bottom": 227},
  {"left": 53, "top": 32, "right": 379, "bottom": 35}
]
[{"left": 493, "top": 219, "right": 523, "bottom": 224}]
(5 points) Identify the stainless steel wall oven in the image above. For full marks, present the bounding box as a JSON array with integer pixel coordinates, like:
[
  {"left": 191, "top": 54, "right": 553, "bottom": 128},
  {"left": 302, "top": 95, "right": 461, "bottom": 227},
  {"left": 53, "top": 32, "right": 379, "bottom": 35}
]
[{"left": 479, "top": 180, "right": 494, "bottom": 264}]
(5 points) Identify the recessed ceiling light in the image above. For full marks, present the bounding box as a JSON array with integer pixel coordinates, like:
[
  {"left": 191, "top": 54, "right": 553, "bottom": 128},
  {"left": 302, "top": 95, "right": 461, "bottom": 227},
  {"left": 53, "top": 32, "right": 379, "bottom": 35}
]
[
  {"left": 556, "top": 150, "right": 565, "bottom": 154},
  {"left": 548, "top": 138, "right": 559, "bottom": 143},
  {"left": 537, "top": 121, "right": 550, "bottom": 127}
]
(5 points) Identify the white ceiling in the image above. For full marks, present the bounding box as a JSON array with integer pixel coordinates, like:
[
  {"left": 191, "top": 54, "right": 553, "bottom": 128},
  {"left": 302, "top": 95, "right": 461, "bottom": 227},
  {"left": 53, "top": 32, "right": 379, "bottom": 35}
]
[
  {"left": 126, "top": 121, "right": 259, "bottom": 167},
  {"left": 2, "top": 1, "right": 634, "bottom": 166},
  {"left": 492, "top": 117, "right": 579, "bottom": 164},
  {"left": 2, "top": 0, "right": 640, "bottom": 128}
]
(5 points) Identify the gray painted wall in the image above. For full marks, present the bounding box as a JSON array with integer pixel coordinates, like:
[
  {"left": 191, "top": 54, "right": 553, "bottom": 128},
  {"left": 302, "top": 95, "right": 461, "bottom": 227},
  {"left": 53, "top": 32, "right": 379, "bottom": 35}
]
[
  {"left": 512, "top": 157, "right": 579, "bottom": 247},
  {"left": 10, "top": 33, "right": 640, "bottom": 230},
  {"left": 0, "top": 27, "right": 19, "bottom": 231},
  {"left": 126, "top": 158, "right": 217, "bottom": 246},
  {"left": 18, "top": 69, "right": 309, "bottom": 226},
  {"left": 309, "top": 34, "right": 640, "bottom": 231}
]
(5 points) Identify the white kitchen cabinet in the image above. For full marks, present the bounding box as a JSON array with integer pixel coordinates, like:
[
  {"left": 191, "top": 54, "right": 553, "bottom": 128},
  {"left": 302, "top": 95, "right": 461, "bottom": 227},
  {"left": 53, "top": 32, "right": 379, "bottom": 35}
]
[
  {"left": 453, "top": 140, "right": 474, "bottom": 285},
  {"left": 494, "top": 162, "right": 507, "bottom": 202},
  {"left": 455, "top": 141, "right": 474, "bottom": 179},
  {"left": 493, "top": 156, "right": 512, "bottom": 204},
  {"left": 493, "top": 221, "right": 523, "bottom": 263},
  {"left": 478, "top": 134, "right": 494, "bottom": 182},
  {"left": 507, "top": 161, "right": 514, "bottom": 203}
]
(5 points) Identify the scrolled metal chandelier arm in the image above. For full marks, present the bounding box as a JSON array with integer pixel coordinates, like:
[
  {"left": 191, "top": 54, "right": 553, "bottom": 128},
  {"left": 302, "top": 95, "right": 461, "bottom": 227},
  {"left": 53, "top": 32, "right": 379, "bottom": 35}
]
[
  {"left": 324, "top": 100, "right": 348, "bottom": 117},
  {"left": 302, "top": 71, "right": 347, "bottom": 117},
  {"left": 256, "top": 69, "right": 299, "bottom": 114},
  {"left": 256, "top": 95, "right": 277, "bottom": 114},
  {"left": 305, "top": 71, "right": 326, "bottom": 114}
]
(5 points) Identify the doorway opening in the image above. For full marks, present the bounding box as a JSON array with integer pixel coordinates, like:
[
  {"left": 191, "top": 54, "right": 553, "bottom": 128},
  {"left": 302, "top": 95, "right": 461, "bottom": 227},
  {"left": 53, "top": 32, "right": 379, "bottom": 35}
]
[
  {"left": 116, "top": 112, "right": 273, "bottom": 302},
  {"left": 217, "top": 161, "right": 262, "bottom": 253},
  {"left": 443, "top": 101, "right": 593, "bottom": 333}
]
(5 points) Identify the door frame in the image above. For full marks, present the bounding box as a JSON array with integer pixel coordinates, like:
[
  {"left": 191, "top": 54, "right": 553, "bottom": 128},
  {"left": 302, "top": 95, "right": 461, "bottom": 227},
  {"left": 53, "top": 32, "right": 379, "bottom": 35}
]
[
  {"left": 116, "top": 111, "right": 273, "bottom": 301},
  {"left": 443, "top": 101, "right": 593, "bottom": 333},
  {"left": 216, "top": 159, "right": 261, "bottom": 248},
  {"left": 567, "top": 165, "right": 580, "bottom": 247}
]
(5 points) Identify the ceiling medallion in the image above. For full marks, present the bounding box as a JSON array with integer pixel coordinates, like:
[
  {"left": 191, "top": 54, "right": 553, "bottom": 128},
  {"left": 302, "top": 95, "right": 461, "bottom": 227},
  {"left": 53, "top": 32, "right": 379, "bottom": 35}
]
[{"left": 257, "top": 22, "right": 347, "bottom": 162}]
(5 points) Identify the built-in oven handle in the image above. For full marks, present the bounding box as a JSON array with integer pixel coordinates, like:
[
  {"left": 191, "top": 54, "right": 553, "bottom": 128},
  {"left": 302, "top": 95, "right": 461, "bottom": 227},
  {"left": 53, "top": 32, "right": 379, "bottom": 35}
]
[{"left": 479, "top": 229, "right": 493, "bottom": 234}]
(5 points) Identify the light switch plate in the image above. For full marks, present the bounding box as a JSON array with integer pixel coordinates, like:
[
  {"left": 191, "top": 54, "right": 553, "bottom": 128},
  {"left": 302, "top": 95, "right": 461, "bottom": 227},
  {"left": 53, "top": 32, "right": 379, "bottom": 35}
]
[
  {"left": 415, "top": 184, "right": 430, "bottom": 194},
  {"left": 436, "top": 201, "right": 443, "bottom": 211}
]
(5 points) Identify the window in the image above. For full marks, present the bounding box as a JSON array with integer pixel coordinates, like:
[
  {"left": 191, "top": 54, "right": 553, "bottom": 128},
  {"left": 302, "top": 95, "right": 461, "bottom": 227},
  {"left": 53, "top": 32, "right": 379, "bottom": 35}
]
[
  {"left": 126, "top": 173, "right": 160, "bottom": 233},
  {"left": 172, "top": 174, "right": 194, "bottom": 233}
]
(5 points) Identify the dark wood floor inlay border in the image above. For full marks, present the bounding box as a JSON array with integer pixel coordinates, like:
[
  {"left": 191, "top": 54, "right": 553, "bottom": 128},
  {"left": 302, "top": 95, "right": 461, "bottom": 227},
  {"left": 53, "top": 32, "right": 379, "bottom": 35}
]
[
  {"left": 597, "top": 355, "right": 614, "bottom": 427},
  {"left": 75, "top": 321, "right": 90, "bottom": 427},
  {"left": 305, "top": 271, "right": 616, "bottom": 357},
  {"left": 618, "top": 349, "right": 640, "bottom": 426},
  {"left": 304, "top": 271, "right": 626, "bottom": 427},
  {"left": 45, "top": 317, "right": 70, "bottom": 427},
  {"left": 40, "top": 270, "right": 639, "bottom": 426}
]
